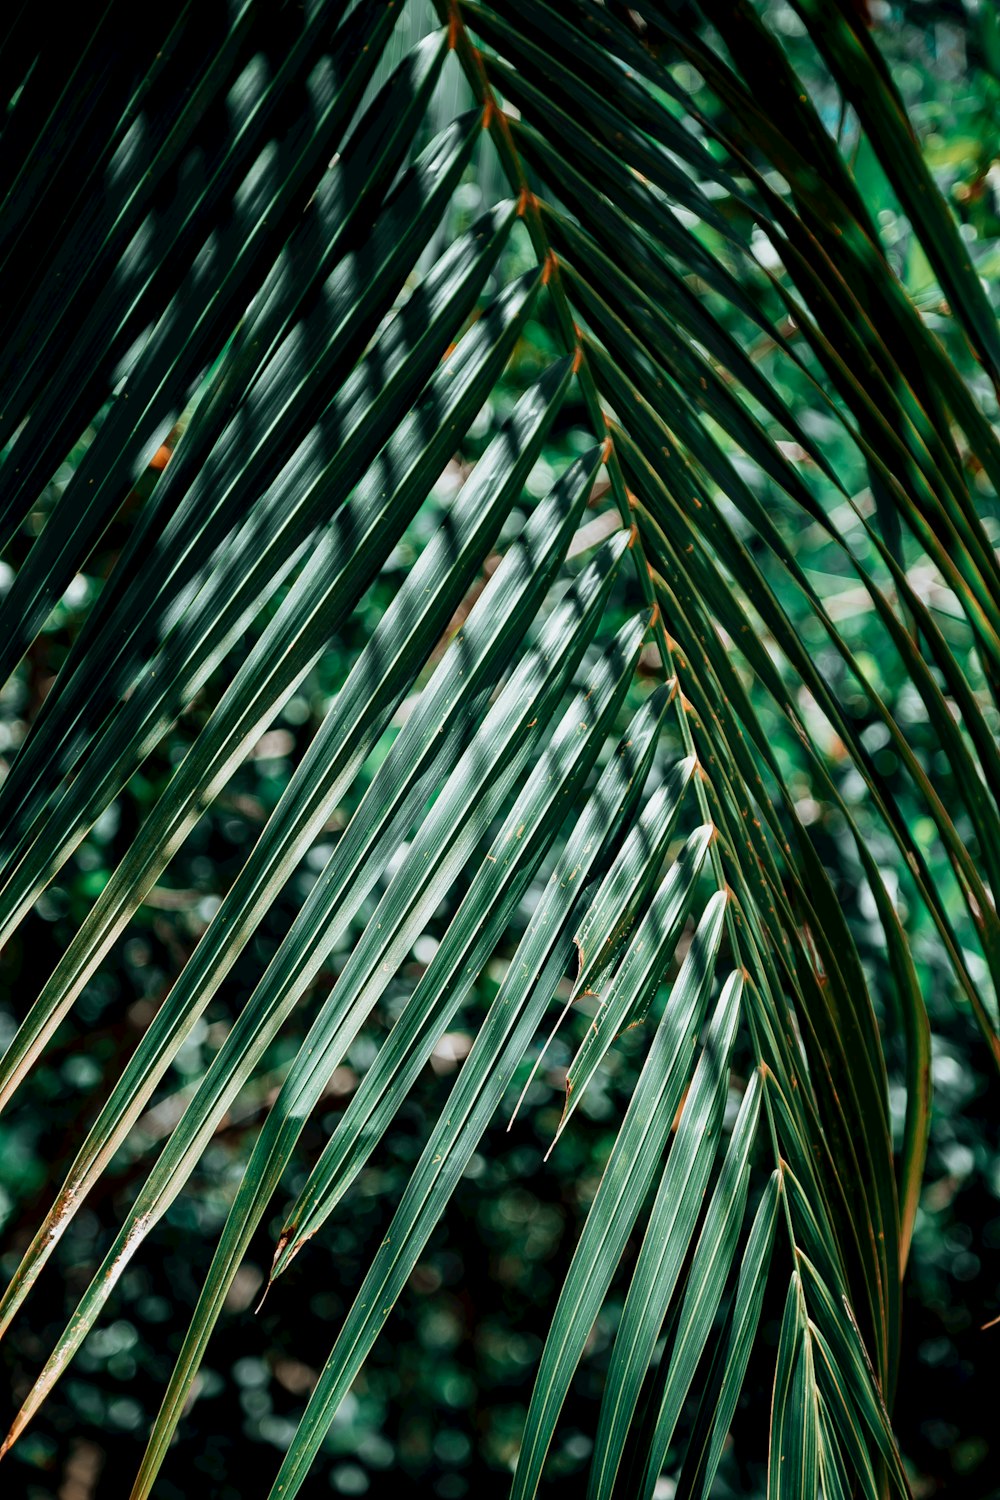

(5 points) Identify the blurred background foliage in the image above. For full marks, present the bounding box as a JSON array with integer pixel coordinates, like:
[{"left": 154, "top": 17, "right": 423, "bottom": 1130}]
[{"left": 1, "top": 1, "right": 999, "bottom": 1496}]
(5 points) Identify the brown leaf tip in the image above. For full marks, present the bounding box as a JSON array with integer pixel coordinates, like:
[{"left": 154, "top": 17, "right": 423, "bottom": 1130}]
[
  {"left": 572, "top": 936, "right": 585, "bottom": 980},
  {"left": 271, "top": 1227, "right": 295, "bottom": 1271}
]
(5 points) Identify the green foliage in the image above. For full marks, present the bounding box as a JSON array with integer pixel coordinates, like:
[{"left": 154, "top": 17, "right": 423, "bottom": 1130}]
[{"left": 1, "top": 2, "right": 998, "bottom": 1496}]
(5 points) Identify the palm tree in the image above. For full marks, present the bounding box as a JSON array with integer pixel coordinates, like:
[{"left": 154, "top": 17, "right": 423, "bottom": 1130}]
[{"left": 1, "top": 1, "right": 997, "bottom": 1494}]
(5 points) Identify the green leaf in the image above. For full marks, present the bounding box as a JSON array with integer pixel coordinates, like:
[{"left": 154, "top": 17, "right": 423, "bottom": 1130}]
[
  {"left": 768, "top": 1273, "right": 819, "bottom": 1500},
  {"left": 268, "top": 685, "right": 672, "bottom": 1283},
  {"left": 2, "top": 524, "right": 631, "bottom": 1454},
  {"left": 0, "top": 357, "right": 574, "bottom": 1331},
  {"left": 1, "top": 3, "right": 993, "bottom": 1493},
  {"left": 640, "top": 1075, "right": 762, "bottom": 1497},
  {"left": 588, "top": 970, "right": 745, "bottom": 1499},
  {"left": 684, "top": 1171, "right": 782, "bottom": 1500},
  {"left": 556, "top": 822, "right": 713, "bottom": 1143},
  {"left": 254, "top": 633, "right": 667, "bottom": 1500},
  {"left": 510, "top": 893, "right": 729, "bottom": 1500},
  {"left": 0, "top": 216, "right": 534, "bottom": 1093}
]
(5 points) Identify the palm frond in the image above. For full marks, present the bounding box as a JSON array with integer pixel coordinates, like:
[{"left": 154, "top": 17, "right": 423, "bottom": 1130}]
[{"left": 1, "top": 2, "right": 997, "bottom": 1496}]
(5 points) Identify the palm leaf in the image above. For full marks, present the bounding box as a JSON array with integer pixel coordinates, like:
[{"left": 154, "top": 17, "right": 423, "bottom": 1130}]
[{"left": 1, "top": 2, "right": 996, "bottom": 1496}]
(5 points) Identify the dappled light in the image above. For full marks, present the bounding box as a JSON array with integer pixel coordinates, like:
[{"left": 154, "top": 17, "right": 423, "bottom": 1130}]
[{"left": 1, "top": 3, "right": 999, "bottom": 1498}]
